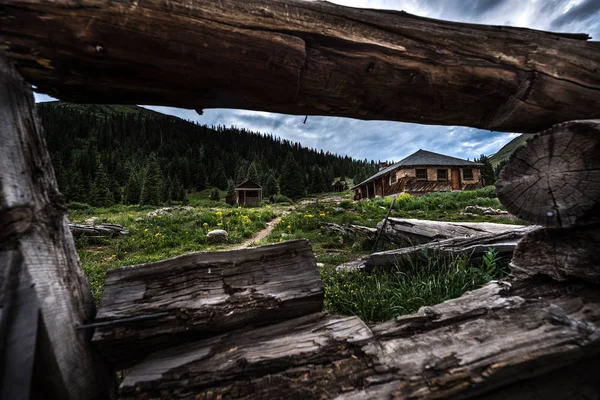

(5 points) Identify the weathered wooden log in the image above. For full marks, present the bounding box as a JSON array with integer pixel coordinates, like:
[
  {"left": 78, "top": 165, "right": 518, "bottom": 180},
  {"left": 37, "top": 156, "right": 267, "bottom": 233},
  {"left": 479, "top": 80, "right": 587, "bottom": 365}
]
[
  {"left": 2, "top": 0, "right": 600, "bottom": 132},
  {"left": 118, "top": 279, "right": 600, "bottom": 399},
  {"left": 0, "top": 54, "right": 109, "bottom": 398},
  {"left": 496, "top": 120, "right": 600, "bottom": 228},
  {"left": 510, "top": 225, "right": 600, "bottom": 283},
  {"left": 69, "top": 223, "right": 127, "bottom": 237},
  {"left": 92, "top": 240, "right": 323, "bottom": 369},
  {"left": 337, "top": 226, "right": 537, "bottom": 271},
  {"left": 323, "top": 223, "right": 377, "bottom": 240},
  {"left": 378, "top": 218, "right": 525, "bottom": 247}
]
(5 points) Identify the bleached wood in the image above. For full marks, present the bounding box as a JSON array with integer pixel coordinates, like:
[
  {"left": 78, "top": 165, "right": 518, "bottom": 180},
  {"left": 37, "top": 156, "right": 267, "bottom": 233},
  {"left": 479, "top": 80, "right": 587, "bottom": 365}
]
[
  {"left": 93, "top": 240, "right": 324, "bottom": 368},
  {"left": 2, "top": 0, "right": 600, "bottom": 132},
  {"left": 0, "top": 54, "right": 107, "bottom": 399},
  {"left": 378, "top": 218, "right": 525, "bottom": 246},
  {"left": 337, "top": 226, "right": 537, "bottom": 271}
]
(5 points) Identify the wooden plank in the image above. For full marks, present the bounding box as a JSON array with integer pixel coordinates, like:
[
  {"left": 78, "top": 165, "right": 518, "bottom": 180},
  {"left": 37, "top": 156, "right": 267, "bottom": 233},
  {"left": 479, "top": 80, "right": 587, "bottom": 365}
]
[
  {"left": 2, "top": 0, "right": 600, "bottom": 132},
  {"left": 496, "top": 120, "right": 600, "bottom": 228},
  {"left": 119, "top": 279, "right": 600, "bottom": 399},
  {"left": 0, "top": 252, "right": 38, "bottom": 400},
  {"left": 378, "top": 218, "right": 526, "bottom": 246},
  {"left": 0, "top": 54, "right": 108, "bottom": 399},
  {"left": 119, "top": 313, "right": 373, "bottom": 399},
  {"left": 337, "top": 225, "right": 537, "bottom": 271},
  {"left": 92, "top": 240, "right": 324, "bottom": 368},
  {"left": 0, "top": 250, "right": 22, "bottom": 360}
]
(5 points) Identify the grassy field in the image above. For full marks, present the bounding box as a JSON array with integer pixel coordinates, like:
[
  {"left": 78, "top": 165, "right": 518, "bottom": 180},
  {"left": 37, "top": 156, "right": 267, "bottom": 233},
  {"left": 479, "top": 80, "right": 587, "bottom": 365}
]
[{"left": 72, "top": 187, "right": 521, "bottom": 322}]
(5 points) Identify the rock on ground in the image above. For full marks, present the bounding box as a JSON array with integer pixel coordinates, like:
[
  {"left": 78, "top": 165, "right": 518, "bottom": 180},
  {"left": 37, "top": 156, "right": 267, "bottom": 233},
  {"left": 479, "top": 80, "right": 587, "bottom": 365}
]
[{"left": 206, "top": 229, "right": 228, "bottom": 243}]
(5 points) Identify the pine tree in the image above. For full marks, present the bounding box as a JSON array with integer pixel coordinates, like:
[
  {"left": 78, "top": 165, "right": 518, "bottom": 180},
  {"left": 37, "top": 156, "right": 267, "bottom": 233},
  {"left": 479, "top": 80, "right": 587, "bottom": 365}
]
[
  {"left": 246, "top": 161, "right": 260, "bottom": 184},
  {"left": 140, "top": 154, "right": 164, "bottom": 205},
  {"left": 124, "top": 171, "right": 142, "bottom": 205},
  {"left": 210, "top": 188, "right": 220, "bottom": 201},
  {"left": 91, "top": 159, "right": 114, "bottom": 207},
  {"left": 196, "top": 164, "right": 208, "bottom": 191},
  {"left": 476, "top": 154, "right": 496, "bottom": 186},
  {"left": 309, "top": 166, "right": 327, "bottom": 194},
  {"left": 279, "top": 153, "right": 305, "bottom": 200},
  {"left": 265, "top": 172, "right": 278, "bottom": 197},
  {"left": 110, "top": 178, "right": 122, "bottom": 204},
  {"left": 226, "top": 179, "right": 236, "bottom": 197}
]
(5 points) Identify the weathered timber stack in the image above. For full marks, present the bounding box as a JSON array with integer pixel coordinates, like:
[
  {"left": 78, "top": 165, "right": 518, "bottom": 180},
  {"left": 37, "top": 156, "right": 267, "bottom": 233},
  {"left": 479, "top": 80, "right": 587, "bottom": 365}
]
[
  {"left": 496, "top": 120, "right": 600, "bottom": 283},
  {"left": 92, "top": 240, "right": 323, "bottom": 369},
  {"left": 1, "top": 0, "right": 600, "bottom": 398}
]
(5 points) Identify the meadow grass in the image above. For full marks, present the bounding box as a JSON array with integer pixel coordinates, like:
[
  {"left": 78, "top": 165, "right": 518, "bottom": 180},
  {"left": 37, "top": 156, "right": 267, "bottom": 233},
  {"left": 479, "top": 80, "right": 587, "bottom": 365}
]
[{"left": 70, "top": 202, "right": 275, "bottom": 301}]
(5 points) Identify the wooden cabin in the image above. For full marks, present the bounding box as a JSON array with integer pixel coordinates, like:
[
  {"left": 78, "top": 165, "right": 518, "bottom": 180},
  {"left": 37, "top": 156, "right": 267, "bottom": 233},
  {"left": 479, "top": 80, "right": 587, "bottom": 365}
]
[
  {"left": 353, "top": 149, "right": 483, "bottom": 199},
  {"left": 332, "top": 180, "right": 346, "bottom": 192},
  {"left": 235, "top": 179, "right": 262, "bottom": 205}
]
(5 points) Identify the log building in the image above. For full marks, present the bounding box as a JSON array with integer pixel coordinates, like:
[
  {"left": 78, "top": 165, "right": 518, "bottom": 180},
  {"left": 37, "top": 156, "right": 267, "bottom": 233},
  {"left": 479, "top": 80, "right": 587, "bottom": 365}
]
[{"left": 353, "top": 149, "right": 483, "bottom": 199}]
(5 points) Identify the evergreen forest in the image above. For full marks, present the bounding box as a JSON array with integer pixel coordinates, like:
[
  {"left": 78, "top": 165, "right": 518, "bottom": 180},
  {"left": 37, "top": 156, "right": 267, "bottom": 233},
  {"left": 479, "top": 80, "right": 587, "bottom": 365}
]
[{"left": 37, "top": 102, "right": 379, "bottom": 206}]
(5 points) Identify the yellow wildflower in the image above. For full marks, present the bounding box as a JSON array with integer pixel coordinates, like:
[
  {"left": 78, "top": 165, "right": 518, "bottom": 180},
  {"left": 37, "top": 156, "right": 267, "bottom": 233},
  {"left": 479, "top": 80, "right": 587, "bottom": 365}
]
[
  {"left": 279, "top": 238, "right": 283, "bottom": 242},
  {"left": 216, "top": 211, "right": 223, "bottom": 215},
  {"left": 155, "top": 232, "right": 161, "bottom": 237},
  {"left": 287, "top": 225, "right": 291, "bottom": 229},
  {"left": 217, "top": 223, "right": 222, "bottom": 226},
  {"left": 203, "top": 223, "right": 208, "bottom": 227},
  {"left": 144, "top": 228, "right": 149, "bottom": 232},
  {"left": 265, "top": 205, "right": 271, "bottom": 209}
]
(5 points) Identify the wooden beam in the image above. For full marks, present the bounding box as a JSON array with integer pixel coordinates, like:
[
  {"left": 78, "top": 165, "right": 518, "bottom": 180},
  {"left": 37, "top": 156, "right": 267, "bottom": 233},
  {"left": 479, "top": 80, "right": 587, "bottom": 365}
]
[
  {"left": 0, "top": 54, "right": 110, "bottom": 399},
  {"left": 2, "top": 0, "right": 600, "bottom": 132},
  {"left": 92, "top": 240, "right": 324, "bottom": 369}
]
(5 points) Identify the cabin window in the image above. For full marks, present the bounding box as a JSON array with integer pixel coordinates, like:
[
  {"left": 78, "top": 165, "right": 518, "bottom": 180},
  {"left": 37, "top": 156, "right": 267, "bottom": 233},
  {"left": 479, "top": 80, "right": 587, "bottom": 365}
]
[
  {"left": 463, "top": 168, "right": 473, "bottom": 180},
  {"left": 390, "top": 173, "right": 397, "bottom": 184},
  {"left": 437, "top": 169, "right": 448, "bottom": 181},
  {"left": 416, "top": 169, "right": 427, "bottom": 180}
]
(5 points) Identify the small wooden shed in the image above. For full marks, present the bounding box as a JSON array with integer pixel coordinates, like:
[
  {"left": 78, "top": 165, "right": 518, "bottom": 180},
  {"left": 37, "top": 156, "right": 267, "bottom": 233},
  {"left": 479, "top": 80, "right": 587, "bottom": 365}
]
[
  {"left": 235, "top": 179, "right": 262, "bottom": 205},
  {"left": 332, "top": 180, "right": 346, "bottom": 192}
]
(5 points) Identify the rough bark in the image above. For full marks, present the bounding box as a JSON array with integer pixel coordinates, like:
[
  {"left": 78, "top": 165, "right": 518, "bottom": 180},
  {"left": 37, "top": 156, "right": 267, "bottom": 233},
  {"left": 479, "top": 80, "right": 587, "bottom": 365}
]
[
  {"left": 0, "top": 54, "right": 109, "bottom": 399},
  {"left": 118, "top": 279, "right": 600, "bottom": 399},
  {"left": 337, "top": 226, "right": 537, "bottom": 271},
  {"left": 2, "top": 0, "right": 600, "bottom": 132},
  {"left": 69, "top": 223, "right": 127, "bottom": 237},
  {"left": 510, "top": 225, "right": 600, "bottom": 283},
  {"left": 92, "top": 240, "right": 324, "bottom": 369},
  {"left": 378, "top": 218, "right": 525, "bottom": 246},
  {"left": 496, "top": 120, "right": 600, "bottom": 228}
]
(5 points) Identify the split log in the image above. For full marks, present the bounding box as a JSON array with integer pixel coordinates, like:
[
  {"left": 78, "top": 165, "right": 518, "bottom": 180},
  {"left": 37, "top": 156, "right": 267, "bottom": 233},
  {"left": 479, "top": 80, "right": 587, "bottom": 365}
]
[
  {"left": 496, "top": 120, "right": 600, "bottom": 228},
  {"left": 323, "top": 223, "right": 377, "bottom": 240},
  {"left": 337, "top": 226, "right": 537, "bottom": 271},
  {"left": 69, "top": 223, "right": 127, "bottom": 237},
  {"left": 119, "top": 313, "right": 373, "bottom": 399},
  {"left": 0, "top": 54, "right": 109, "bottom": 398},
  {"left": 92, "top": 240, "right": 323, "bottom": 369},
  {"left": 119, "top": 279, "right": 600, "bottom": 399},
  {"left": 378, "top": 218, "right": 525, "bottom": 247},
  {"left": 510, "top": 225, "right": 600, "bottom": 283},
  {"left": 2, "top": 0, "right": 600, "bottom": 132}
]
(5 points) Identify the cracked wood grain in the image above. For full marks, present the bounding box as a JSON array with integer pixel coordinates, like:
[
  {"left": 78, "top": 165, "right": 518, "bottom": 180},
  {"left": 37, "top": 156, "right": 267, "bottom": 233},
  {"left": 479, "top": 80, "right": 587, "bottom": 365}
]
[
  {"left": 117, "top": 280, "right": 600, "bottom": 399},
  {"left": 495, "top": 119, "right": 600, "bottom": 228},
  {"left": 92, "top": 239, "right": 324, "bottom": 369},
  {"left": 2, "top": 0, "right": 600, "bottom": 132}
]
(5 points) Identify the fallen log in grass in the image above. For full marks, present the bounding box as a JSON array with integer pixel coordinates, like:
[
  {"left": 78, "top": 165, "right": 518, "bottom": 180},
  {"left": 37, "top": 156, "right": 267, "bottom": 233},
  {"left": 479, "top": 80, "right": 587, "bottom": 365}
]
[
  {"left": 68, "top": 223, "right": 127, "bottom": 237},
  {"left": 378, "top": 218, "right": 525, "bottom": 246},
  {"left": 337, "top": 226, "right": 537, "bottom": 271},
  {"left": 92, "top": 240, "right": 323, "bottom": 369}
]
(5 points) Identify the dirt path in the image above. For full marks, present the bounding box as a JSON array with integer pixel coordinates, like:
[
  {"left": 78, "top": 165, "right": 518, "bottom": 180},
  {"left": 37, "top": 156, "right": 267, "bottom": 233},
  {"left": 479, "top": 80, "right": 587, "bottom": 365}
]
[{"left": 234, "top": 217, "right": 280, "bottom": 249}]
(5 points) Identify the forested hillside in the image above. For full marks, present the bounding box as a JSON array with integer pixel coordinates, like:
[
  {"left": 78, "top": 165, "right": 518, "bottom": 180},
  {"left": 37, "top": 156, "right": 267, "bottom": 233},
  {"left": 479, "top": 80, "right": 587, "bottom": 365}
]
[{"left": 37, "top": 102, "right": 378, "bottom": 205}]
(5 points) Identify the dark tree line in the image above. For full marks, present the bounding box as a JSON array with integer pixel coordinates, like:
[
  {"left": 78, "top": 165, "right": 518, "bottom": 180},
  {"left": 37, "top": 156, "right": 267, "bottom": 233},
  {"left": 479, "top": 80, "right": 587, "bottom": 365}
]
[{"left": 37, "top": 102, "right": 378, "bottom": 205}]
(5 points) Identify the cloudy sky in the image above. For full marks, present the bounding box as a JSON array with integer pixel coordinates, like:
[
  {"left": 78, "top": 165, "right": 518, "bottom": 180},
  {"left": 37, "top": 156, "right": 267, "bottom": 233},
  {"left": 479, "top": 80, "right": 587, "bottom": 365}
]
[{"left": 35, "top": 0, "right": 600, "bottom": 163}]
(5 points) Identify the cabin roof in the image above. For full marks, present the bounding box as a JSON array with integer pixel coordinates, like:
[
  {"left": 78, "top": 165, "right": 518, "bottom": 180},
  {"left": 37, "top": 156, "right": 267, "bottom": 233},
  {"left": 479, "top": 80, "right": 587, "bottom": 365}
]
[
  {"left": 235, "top": 179, "right": 262, "bottom": 189},
  {"left": 353, "top": 149, "right": 482, "bottom": 188}
]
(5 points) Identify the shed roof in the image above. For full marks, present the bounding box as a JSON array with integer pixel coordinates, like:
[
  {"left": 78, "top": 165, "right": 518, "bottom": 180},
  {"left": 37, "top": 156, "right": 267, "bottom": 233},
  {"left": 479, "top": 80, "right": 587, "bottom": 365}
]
[
  {"left": 236, "top": 179, "right": 262, "bottom": 189},
  {"left": 353, "top": 149, "right": 482, "bottom": 188}
]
